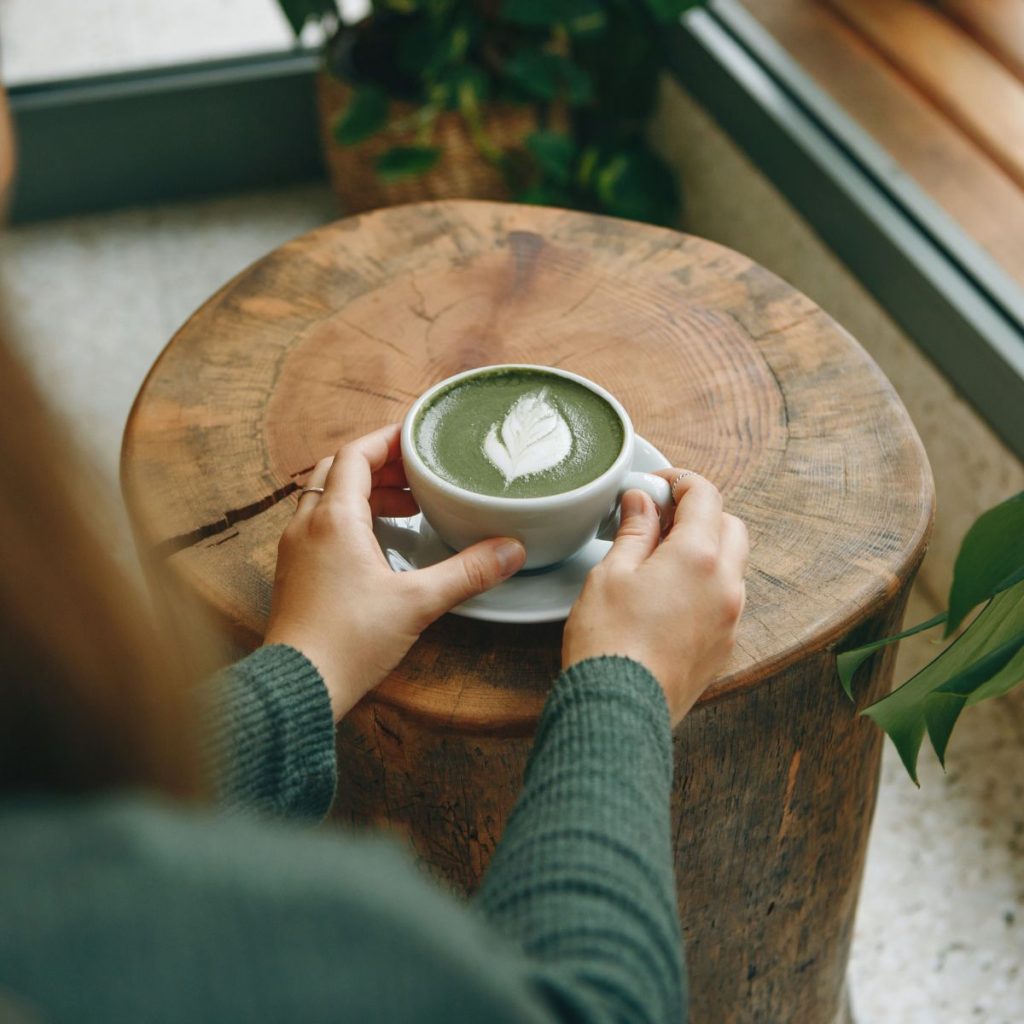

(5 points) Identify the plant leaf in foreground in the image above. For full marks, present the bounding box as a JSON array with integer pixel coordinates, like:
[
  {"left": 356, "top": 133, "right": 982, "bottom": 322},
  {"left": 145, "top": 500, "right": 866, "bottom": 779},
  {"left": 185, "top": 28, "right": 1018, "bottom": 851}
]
[
  {"left": 946, "top": 490, "right": 1024, "bottom": 635},
  {"left": 836, "top": 611, "right": 946, "bottom": 699},
  {"left": 861, "top": 580, "right": 1024, "bottom": 782}
]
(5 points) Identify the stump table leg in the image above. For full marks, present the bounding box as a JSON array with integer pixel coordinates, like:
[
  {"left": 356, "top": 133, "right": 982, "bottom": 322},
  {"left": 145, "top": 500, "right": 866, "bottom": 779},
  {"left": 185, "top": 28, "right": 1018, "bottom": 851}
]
[
  {"left": 331, "top": 591, "right": 908, "bottom": 1023},
  {"left": 837, "top": 989, "right": 856, "bottom": 1024}
]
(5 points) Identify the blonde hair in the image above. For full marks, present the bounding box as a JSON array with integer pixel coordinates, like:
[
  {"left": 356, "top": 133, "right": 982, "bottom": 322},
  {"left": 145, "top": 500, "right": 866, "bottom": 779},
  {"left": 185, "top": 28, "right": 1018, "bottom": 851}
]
[{"left": 0, "top": 325, "right": 206, "bottom": 800}]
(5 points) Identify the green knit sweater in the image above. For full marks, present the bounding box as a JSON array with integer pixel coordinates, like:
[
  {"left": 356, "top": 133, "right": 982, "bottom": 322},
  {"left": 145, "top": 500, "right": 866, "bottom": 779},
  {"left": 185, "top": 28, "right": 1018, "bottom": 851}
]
[{"left": 0, "top": 645, "right": 685, "bottom": 1023}]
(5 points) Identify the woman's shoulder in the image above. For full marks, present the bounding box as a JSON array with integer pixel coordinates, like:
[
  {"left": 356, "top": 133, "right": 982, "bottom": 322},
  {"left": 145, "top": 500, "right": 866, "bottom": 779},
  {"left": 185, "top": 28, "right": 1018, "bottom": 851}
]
[
  {"left": 0, "top": 792, "right": 536, "bottom": 1024},
  {"left": 1, "top": 790, "right": 405, "bottom": 901}
]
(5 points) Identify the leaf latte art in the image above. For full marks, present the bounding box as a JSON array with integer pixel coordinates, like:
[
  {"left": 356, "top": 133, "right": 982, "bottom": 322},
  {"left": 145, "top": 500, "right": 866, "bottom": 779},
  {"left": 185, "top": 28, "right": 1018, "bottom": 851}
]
[
  {"left": 413, "top": 367, "right": 624, "bottom": 498},
  {"left": 483, "top": 389, "right": 573, "bottom": 484}
]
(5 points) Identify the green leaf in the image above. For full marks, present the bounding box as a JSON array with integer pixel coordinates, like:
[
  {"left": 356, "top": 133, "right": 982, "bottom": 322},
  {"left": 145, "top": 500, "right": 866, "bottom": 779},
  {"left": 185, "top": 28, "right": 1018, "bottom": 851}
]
[
  {"left": 570, "top": 3, "right": 661, "bottom": 119},
  {"left": 862, "top": 579, "right": 1024, "bottom": 782},
  {"left": 588, "top": 147, "right": 679, "bottom": 225},
  {"left": 946, "top": 490, "right": 1024, "bottom": 635},
  {"left": 516, "top": 183, "right": 575, "bottom": 207},
  {"left": 526, "top": 131, "right": 577, "bottom": 186},
  {"left": 275, "top": 0, "right": 338, "bottom": 36},
  {"left": 396, "top": 13, "right": 477, "bottom": 80},
  {"left": 439, "top": 65, "right": 490, "bottom": 111},
  {"left": 375, "top": 145, "right": 441, "bottom": 181},
  {"left": 502, "top": 0, "right": 559, "bottom": 25},
  {"left": 502, "top": 0, "right": 606, "bottom": 32},
  {"left": 924, "top": 633, "right": 1024, "bottom": 763},
  {"left": 963, "top": 644, "right": 1024, "bottom": 705},
  {"left": 504, "top": 49, "right": 593, "bottom": 105},
  {"left": 566, "top": 7, "right": 607, "bottom": 36},
  {"left": 595, "top": 154, "right": 628, "bottom": 206},
  {"left": 836, "top": 611, "right": 947, "bottom": 699},
  {"left": 560, "top": 60, "right": 593, "bottom": 104},
  {"left": 643, "top": 0, "right": 704, "bottom": 23},
  {"left": 332, "top": 85, "right": 389, "bottom": 146},
  {"left": 576, "top": 146, "right": 600, "bottom": 188},
  {"left": 923, "top": 693, "right": 966, "bottom": 771}
]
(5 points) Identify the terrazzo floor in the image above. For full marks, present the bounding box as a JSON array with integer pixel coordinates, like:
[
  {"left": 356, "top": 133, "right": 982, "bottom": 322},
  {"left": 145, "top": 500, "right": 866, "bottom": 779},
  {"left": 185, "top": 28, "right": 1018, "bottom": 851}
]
[{"left": 2, "top": 184, "right": 1022, "bottom": 1023}]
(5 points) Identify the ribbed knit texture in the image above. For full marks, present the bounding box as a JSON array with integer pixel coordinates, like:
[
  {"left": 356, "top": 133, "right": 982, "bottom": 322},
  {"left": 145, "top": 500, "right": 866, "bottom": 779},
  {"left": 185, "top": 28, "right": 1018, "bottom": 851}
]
[
  {"left": 205, "top": 643, "right": 337, "bottom": 820},
  {"left": 0, "top": 649, "right": 686, "bottom": 1023},
  {"left": 476, "top": 656, "right": 685, "bottom": 1024}
]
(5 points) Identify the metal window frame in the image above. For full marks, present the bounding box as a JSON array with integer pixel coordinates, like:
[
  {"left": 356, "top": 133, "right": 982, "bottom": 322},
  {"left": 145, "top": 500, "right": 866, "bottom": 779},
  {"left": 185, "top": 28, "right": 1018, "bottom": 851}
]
[
  {"left": 7, "top": 7, "right": 1023, "bottom": 458},
  {"left": 672, "top": 1, "right": 1024, "bottom": 458},
  {"left": 7, "top": 49, "right": 324, "bottom": 222}
]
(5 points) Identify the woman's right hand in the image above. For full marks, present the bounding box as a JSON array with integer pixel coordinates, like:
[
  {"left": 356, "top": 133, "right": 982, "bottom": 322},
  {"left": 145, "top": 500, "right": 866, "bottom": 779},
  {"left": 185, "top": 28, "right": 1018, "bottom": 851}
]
[{"left": 562, "top": 471, "right": 749, "bottom": 726}]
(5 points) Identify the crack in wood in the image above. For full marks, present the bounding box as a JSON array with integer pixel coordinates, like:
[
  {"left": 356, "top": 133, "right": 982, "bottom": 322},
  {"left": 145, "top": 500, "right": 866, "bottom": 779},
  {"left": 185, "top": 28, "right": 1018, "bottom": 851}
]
[
  {"left": 374, "top": 714, "right": 402, "bottom": 746},
  {"left": 154, "top": 480, "right": 299, "bottom": 558},
  {"left": 408, "top": 273, "right": 436, "bottom": 324},
  {"left": 558, "top": 278, "right": 602, "bottom": 320},
  {"left": 208, "top": 529, "right": 241, "bottom": 548},
  {"left": 339, "top": 317, "right": 415, "bottom": 363},
  {"left": 333, "top": 380, "right": 409, "bottom": 404}
]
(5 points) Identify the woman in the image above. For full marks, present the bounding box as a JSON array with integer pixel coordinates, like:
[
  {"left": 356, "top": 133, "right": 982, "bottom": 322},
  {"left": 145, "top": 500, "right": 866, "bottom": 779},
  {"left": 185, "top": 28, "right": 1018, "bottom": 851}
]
[{"left": 0, "top": 99, "right": 748, "bottom": 1024}]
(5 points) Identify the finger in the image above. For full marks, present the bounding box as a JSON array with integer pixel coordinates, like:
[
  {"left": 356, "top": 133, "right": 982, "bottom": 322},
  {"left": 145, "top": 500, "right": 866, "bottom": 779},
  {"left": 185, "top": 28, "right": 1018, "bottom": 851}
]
[
  {"left": 645, "top": 467, "right": 690, "bottom": 536},
  {"left": 409, "top": 537, "right": 526, "bottom": 621},
  {"left": 665, "top": 471, "right": 723, "bottom": 546},
  {"left": 294, "top": 455, "right": 334, "bottom": 518},
  {"left": 369, "top": 488, "right": 419, "bottom": 519},
  {"left": 323, "top": 423, "right": 403, "bottom": 516},
  {"left": 720, "top": 513, "right": 750, "bottom": 578},
  {"left": 371, "top": 461, "right": 408, "bottom": 490},
  {"left": 601, "top": 490, "right": 660, "bottom": 572},
  {"left": 649, "top": 467, "right": 692, "bottom": 486}
]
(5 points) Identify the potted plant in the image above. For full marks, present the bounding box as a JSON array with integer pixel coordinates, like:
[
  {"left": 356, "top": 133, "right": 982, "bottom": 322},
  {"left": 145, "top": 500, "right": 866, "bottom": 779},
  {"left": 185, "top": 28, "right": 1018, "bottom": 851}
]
[
  {"left": 839, "top": 490, "right": 1024, "bottom": 782},
  {"left": 276, "top": 0, "right": 700, "bottom": 225}
]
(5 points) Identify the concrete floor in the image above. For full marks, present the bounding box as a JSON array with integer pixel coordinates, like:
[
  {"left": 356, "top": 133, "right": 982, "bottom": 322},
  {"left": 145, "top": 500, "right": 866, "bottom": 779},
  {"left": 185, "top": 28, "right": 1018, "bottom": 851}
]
[{"left": 2, "top": 184, "right": 1022, "bottom": 1022}]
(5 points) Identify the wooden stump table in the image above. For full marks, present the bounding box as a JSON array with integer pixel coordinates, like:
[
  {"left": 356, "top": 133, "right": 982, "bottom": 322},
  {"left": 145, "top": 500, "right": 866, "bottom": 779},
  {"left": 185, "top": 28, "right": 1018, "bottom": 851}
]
[{"left": 122, "top": 200, "right": 933, "bottom": 1024}]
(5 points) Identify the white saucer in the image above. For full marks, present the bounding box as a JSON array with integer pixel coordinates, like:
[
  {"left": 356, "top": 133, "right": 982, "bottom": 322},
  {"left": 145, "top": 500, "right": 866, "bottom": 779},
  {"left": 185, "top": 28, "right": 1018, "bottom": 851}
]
[{"left": 373, "top": 436, "right": 671, "bottom": 624}]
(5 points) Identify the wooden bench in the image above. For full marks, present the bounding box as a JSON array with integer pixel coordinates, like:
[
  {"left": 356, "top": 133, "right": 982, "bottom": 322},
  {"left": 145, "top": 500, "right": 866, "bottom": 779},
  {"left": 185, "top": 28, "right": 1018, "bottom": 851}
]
[{"left": 741, "top": 0, "right": 1024, "bottom": 288}]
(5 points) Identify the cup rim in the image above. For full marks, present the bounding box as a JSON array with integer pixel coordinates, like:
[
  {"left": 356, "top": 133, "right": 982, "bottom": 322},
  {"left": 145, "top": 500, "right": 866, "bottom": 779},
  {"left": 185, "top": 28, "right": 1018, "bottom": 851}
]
[{"left": 401, "top": 363, "right": 635, "bottom": 508}]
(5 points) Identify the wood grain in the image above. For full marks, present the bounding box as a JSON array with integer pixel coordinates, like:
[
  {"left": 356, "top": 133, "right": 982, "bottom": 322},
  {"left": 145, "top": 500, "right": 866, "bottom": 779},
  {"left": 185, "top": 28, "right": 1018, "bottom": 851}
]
[
  {"left": 741, "top": 0, "right": 1024, "bottom": 287},
  {"left": 122, "top": 201, "right": 933, "bottom": 1022},
  {"left": 825, "top": 0, "right": 1024, "bottom": 190},
  {"left": 935, "top": 0, "right": 1024, "bottom": 81}
]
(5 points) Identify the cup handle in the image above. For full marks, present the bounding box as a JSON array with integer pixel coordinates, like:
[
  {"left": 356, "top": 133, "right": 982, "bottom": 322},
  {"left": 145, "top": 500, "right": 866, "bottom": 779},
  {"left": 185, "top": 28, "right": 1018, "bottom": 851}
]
[{"left": 597, "top": 472, "right": 674, "bottom": 540}]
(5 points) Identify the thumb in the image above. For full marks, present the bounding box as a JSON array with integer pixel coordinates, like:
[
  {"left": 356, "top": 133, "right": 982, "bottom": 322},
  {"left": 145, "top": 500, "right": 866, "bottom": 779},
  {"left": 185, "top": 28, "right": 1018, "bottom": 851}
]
[
  {"left": 602, "top": 490, "right": 660, "bottom": 570},
  {"left": 411, "top": 537, "right": 526, "bottom": 619}
]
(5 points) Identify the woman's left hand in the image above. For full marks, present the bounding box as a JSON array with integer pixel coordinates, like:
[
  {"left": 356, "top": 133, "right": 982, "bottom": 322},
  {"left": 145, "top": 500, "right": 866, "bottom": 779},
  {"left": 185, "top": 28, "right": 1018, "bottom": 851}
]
[{"left": 263, "top": 424, "right": 526, "bottom": 721}]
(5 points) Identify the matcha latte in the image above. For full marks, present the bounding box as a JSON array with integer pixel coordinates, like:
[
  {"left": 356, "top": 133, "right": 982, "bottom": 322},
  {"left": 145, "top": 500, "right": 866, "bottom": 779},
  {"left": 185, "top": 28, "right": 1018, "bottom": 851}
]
[{"left": 413, "top": 367, "right": 625, "bottom": 499}]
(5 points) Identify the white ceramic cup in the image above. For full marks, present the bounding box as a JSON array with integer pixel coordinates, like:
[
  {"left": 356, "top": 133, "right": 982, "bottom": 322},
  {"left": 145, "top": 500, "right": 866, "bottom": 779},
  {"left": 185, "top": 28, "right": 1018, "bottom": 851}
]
[{"left": 400, "top": 364, "right": 673, "bottom": 571}]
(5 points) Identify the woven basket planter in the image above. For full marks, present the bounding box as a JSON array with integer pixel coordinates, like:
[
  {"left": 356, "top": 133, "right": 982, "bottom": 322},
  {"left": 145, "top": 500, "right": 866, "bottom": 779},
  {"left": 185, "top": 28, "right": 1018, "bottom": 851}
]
[{"left": 315, "top": 73, "right": 551, "bottom": 213}]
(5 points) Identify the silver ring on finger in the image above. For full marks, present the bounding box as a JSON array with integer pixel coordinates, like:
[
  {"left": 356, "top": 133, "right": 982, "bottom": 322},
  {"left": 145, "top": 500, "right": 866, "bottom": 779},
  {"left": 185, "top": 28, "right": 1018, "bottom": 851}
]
[
  {"left": 297, "top": 486, "right": 325, "bottom": 500},
  {"left": 670, "top": 471, "right": 697, "bottom": 499}
]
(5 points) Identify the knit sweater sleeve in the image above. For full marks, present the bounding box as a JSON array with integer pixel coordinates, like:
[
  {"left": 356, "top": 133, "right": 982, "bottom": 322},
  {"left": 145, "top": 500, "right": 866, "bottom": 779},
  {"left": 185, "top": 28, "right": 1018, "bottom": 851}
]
[
  {"left": 203, "top": 644, "right": 337, "bottom": 821},
  {"left": 474, "top": 656, "right": 686, "bottom": 1024}
]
